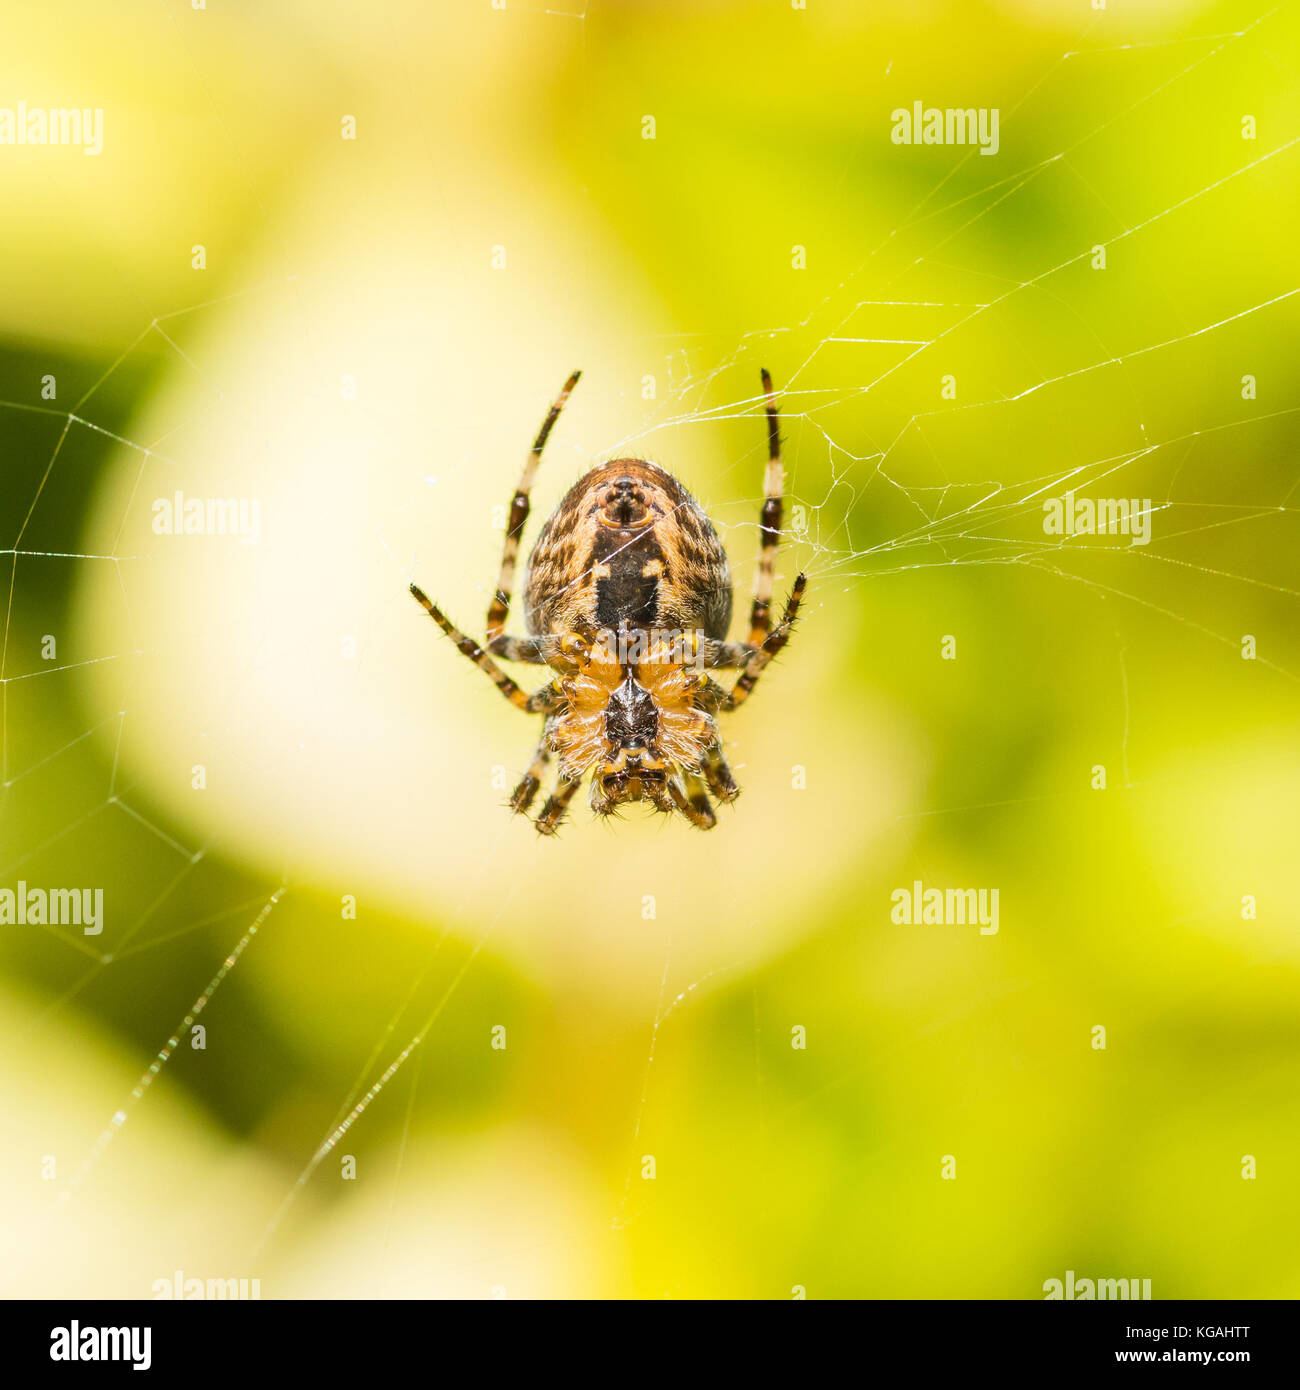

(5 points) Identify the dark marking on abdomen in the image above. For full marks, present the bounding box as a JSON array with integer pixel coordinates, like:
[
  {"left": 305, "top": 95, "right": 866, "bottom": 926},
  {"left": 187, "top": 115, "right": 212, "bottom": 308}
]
[{"left": 591, "top": 526, "right": 664, "bottom": 630}]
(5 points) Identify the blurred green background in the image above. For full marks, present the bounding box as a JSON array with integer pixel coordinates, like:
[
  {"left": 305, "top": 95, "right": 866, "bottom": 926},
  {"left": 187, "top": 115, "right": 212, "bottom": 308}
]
[{"left": 1, "top": 0, "right": 1298, "bottom": 1298}]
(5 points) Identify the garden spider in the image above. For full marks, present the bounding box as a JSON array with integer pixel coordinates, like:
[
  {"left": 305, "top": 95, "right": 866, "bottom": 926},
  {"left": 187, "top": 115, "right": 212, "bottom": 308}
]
[{"left": 410, "top": 369, "right": 807, "bottom": 833}]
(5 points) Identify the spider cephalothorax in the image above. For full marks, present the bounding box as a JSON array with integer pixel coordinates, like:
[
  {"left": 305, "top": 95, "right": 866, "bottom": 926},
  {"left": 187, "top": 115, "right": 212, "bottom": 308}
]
[
  {"left": 410, "top": 369, "right": 807, "bottom": 834},
  {"left": 541, "top": 628, "right": 725, "bottom": 822}
]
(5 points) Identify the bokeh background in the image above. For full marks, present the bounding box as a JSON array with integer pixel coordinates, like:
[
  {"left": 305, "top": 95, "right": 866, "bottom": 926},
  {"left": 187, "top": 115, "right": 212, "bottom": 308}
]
[{"left": 2, "top": 0, "right": 1298, "bottom": 1298}]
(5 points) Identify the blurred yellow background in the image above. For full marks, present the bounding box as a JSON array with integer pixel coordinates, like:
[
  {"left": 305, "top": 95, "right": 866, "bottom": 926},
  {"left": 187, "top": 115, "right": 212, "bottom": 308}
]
[{"left": 1, "top": 0, "right": 1298, "bottom": 1298}]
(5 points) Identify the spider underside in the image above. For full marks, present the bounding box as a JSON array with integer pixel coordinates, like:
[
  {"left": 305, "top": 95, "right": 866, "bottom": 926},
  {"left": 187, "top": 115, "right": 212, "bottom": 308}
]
[{"left": 410, "top": 368, "right": 807, "bottom": 834}]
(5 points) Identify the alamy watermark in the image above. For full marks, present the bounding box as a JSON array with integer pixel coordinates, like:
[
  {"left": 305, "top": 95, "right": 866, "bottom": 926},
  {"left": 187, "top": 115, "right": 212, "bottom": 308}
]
[
  {"left": 890, "top": 880, "right": 999, "bottom": 935},
  {"left": 152, "top": 1269, "right": 261, "bottom": 1300},
  {"left": 602, "top": 628, "right": 707, "bottom": 669},
  {"left": 1043, "top": 490, "right": 1152, "bottom": 545},
  {"left": 1044, "top": 1269, "right": 1152, "bottom": 1300},
  {"left": 1, "top": 881, "right": 103, "bottom": 935},
  {"left": 50, "top": 1322, "right": 150, "bottom": 1370},
  {"left": 0, "top": 102, "right": 103, "bottom": 155},
  {"left": 891, "top": 101, "right": 999, "bottom": 156},
  {"left": 565, "top": 628, "right": 711, "bottom": 672},
  {"left": 152, "top": 490, "right": 261, "bottom": 544}
]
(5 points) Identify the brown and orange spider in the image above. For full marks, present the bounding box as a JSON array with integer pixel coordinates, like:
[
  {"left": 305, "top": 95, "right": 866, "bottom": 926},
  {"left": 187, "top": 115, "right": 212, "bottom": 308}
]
[{"left": 410, "top": 369, "right": 807, "bottom": 834}]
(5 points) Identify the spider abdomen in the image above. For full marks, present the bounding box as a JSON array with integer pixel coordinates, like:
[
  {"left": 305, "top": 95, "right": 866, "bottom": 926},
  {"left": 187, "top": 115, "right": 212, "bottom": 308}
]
[{"left": 524, "top": 458, "right": 732, "bottom": 641}]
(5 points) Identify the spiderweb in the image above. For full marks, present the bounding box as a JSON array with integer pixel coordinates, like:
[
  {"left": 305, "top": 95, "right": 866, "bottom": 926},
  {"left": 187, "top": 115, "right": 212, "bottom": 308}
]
[{"left": 2, "top": 0, "right": 1298, "bottom": 1298}]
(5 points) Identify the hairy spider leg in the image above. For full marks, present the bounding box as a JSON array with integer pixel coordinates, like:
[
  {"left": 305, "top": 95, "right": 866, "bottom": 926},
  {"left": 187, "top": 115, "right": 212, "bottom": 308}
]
[
  {"left": 669, "top": 771, "right": 717, "bottom": 829},
  {"left": 510, "top": 737, "right": 552, "bottom": 815},
  {"left": 535, "top": 774, "right": 582, "bottom": 836},
  {"left": 725, "top": 573, "right": 807, "bottom": 712},
  {"left": 486, "top": 369, "right": 583, "bottom": 662},
  {"left": 409, "top": 583, "right": 561, "bottom": 713},
  {"left": 701, "top": 742, "right": 740, "bottom": 803},
  {"left": 693, "top": 368, "right": 808, "bottom": 680},
  {"left": 748, "top": 367, "right": 785, "bottom": 647}
]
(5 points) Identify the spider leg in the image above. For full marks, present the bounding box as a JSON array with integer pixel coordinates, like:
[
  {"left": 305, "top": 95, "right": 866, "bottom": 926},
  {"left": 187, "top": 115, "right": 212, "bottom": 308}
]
[
  {"left": 486, "top": 369, "right": 582, "bottom": 657},
  {"left": 694, "top": 674, "right": 728, "bottom": 711},
  {"left": 410, "top": 583, "right": 562, "bottom": 713},
  {"left": 535, "top": 773, "right": 582, "bottom": 836},
  {"left": 509, "top": 736, "right": 552, "bottom": 815},
  {"left": 696, "top": 379, "right": 793, "bottom": 675},
  {"left": 698, "top": 637, "right": 755, "bottom": 670},
  {"left": 701, "top": 743, "right": 740, "bottom": 804},
  {"left": 724, "top": 573, "right": 807, "bottom": 712},
  {"left": 669, "top": 772, "right": 717, "bottom": 829},
  {"left": 747, "top": 367, "right": 785, "bottom": 647},
  {"left": 490, "top": 634, "right": 548, "bottom": 663}
]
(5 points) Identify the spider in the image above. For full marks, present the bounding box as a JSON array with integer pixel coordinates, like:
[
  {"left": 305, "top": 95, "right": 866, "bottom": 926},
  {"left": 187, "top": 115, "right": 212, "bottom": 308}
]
[{"left": 409, "top": 368, "right": 807, "bottom": 834}]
